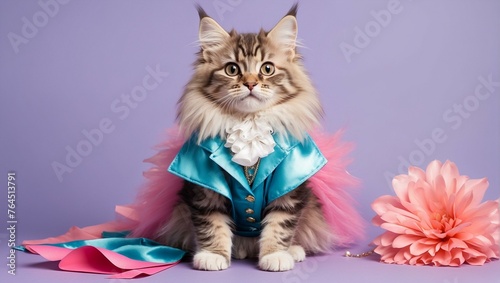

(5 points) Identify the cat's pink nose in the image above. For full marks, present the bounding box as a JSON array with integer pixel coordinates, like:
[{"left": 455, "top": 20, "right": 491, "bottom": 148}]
[{"left": 244, "top": 82, "right": 257, "bottom": 91}]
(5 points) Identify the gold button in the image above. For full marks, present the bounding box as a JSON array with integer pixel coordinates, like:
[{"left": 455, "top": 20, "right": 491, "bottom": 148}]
[
  {"left": 245, "top": 208, "right": 254, "bottom": 214},
  {"left": 245, "top": 195, "right": 255, "bottom": 202},
  {"left": 246, "top": 217, "right": 256, "bottom": 223}
]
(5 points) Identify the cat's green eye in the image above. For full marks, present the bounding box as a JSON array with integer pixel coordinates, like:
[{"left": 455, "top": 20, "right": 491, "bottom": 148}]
[
  {"left": 225, "top": 63, "right": 240, "bottom": 76},
  {"left": 260, "top": 62, "right": 275, "bottom": 76}
]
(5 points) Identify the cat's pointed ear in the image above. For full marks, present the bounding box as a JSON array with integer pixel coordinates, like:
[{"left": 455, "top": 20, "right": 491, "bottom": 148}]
[
  {"left": 197, "top": 6, "right": 229, "bottom": 50},
  {"left": 267, "top": 5, "right": 298, "bottom": 56}
]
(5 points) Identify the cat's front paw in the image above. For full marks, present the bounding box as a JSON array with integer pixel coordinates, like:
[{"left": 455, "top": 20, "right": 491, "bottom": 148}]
[
  {"left": 193, "top": 251, "right": 230, "bottom": 271},
  {"left": 259, "top": 251, "right": 294, "bottom": 272},
  {"left": 288, "top": 245, "right": 306, "bottom": 262}
]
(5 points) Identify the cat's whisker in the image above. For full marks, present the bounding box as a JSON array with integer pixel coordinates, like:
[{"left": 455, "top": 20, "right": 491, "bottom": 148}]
[
  {"left": 295, "top": 38, "right": 307, "bottom": 49},
  {"left": 216, "top": 95, "right": 239, "bottom": 113}
]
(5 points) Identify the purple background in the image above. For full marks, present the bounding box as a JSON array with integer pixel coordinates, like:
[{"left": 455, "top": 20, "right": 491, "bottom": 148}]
[{"left": 1, "top": 0, "right": 499, "bottom": 282}]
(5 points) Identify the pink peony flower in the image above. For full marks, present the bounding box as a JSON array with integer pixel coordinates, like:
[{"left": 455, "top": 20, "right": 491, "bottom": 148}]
[{"left": 372, "top": 160, "right": 499, "bottom": 266}]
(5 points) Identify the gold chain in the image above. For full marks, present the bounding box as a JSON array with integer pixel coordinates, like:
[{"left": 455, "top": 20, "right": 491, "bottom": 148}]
[
  {"left": 244, "top": 158, "right": 261, "bottom": 185},
  {"left": 344, "top": 249, "right": 375, "bottom": 258}
]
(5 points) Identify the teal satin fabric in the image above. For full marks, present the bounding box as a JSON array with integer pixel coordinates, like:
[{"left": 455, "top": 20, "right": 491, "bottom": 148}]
[
  {"left": 17, "top": 236, "right": 186, "bottom": 264},
  {"left": 168, "top": 133, "right": 327, "bottom": 237}
]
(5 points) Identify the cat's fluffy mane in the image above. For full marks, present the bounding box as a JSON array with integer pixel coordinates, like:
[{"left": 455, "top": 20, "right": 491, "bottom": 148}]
[
  {"left": 177, "top": 86, "right": 323, "bottom": 142},
  {"left": 177, "top": 5, "right": 323, "bottom": 143}
]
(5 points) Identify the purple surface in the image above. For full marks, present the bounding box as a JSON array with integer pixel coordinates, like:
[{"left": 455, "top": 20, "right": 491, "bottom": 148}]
[{"left": 1, "top": 0, "right": 499, "bottom": 282}]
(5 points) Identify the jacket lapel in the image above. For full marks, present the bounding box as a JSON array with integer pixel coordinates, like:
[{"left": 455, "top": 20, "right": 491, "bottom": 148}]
[
  {"left": 251, "top": 134, "right": 298, "bottom": 190},
  {"left": 200, "top": 137, "right": 251, "bottom": 192}
]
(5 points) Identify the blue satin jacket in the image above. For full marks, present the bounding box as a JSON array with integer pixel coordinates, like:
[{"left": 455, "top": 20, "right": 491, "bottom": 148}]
[{"left": 168, "top": 133, "right": 326, "bottom": 237}]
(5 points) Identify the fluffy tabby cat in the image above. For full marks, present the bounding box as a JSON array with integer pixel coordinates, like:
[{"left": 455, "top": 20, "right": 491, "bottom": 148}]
[{"left": 155, "top": 5, "right": 333, "bottom": 271}]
